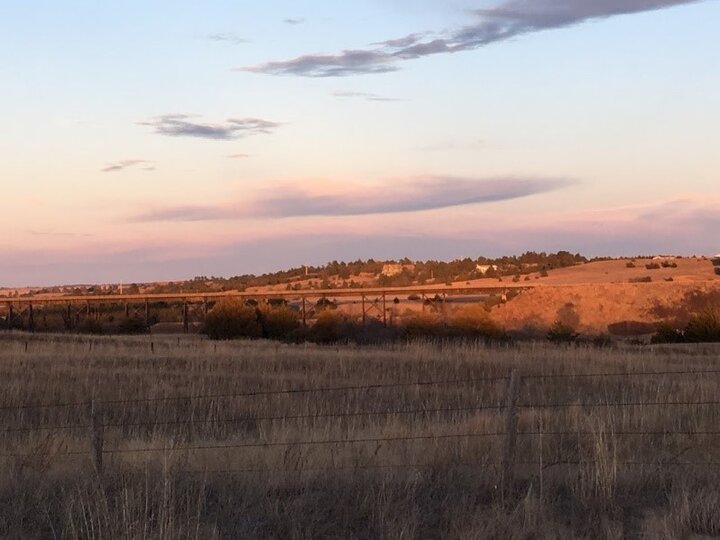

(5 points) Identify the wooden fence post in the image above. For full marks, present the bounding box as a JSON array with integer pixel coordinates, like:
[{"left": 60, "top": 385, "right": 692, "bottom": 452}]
[
  {"left": 501, "top": 369, "right": 521, "bottom": 500},
  {"left": 90, "top": 399, "right": 104, "bottom": 474},
  {"left": 28, "top": 303, "right": 35, "bottom": 332}
]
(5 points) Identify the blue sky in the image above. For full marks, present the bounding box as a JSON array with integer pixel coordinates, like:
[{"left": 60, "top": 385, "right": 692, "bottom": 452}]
[{"left": 1, "top": 0, "right": 718, "bottom": 286}]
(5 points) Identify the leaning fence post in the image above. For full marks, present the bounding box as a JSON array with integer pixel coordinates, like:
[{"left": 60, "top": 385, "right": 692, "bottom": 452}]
[
  {"left": 501, "top": 369, "right": 521, "bottom": 499},
  {"left": 90, "top": 399, "right": 104, "bottom": 474}
]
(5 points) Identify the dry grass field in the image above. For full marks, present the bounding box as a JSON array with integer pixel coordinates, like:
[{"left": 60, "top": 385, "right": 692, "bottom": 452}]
[{"left": 1, "top": 332, "right": 720, "bottom": 538}]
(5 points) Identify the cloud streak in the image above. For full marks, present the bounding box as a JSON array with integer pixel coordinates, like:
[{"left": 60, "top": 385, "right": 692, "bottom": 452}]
[
  {"left": 139, "top": 114, "right": 279, "bottom": 140},
  {"left": 101, "top": 160, "right": 153, "bottom": 172},
  {"left": 332, "top": 91, "right": 404, "bottom": 102},
  {"left": 130, "top": 176, "right": 573, "bottom": 222},
  {"left": 243, "top": 0, "right": 703, "bottom": 76},
  {"left": 25, "top": 230, "right": 95, "bottom": 238},
  {"left": 207, "top": 32, "right": 248, "bottom": 44}
]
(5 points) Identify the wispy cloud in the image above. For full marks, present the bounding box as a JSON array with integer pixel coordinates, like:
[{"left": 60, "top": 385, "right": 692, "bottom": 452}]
[
  {"left": 207, "top": 32, "right": 248, "bottom": 44},
  {"left": 129, "top": 176, "right": 573, "bottom": 222},
  {"left": 243, "top": 0, "right": 703, "bottom": 76},
  {"left": 25, "top": 230, "right": 95, "bottom": 238},
  {"left": 227, "top": 153, "right": 251, "bottom": 159},
  {"left": 332, "top": 91, "right": 404, "bottom": 102},
  {"left": 101, "top": 160, "right": 153, "bottom": 173},
  {"left": 283, "top": 18, "right": 305, "bottom": 25},
  {"left": 139, "top": 114, "right": 280, "bottom": 140}
]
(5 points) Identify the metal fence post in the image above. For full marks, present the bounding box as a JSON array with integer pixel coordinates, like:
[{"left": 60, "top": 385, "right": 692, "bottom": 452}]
[
  {"left": 90, "top": 399, "right": 104, "bottom": 474},
  {"left": 501, "top": 369, "right": 521, "bottom": 500}
]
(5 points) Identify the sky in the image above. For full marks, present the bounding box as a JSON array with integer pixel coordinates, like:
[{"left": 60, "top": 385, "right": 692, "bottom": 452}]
[{"left": 1, "top": 0, "right": 719, "bottom": 286}]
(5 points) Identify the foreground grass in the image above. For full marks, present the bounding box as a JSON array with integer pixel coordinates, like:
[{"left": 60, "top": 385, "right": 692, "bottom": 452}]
[{"left": 1, "top": 332, "right": 720, "bottom": 538}]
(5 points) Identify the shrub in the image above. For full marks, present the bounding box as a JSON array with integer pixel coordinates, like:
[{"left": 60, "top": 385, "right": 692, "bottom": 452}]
[
  {"left": 546, "top": 320, "right": 578, "bottom": 343},
  {"left": 661, "top": 261, "right": 678, "bottom": 268},
  {"left": 651, "top": 323, "right": 684, "bottom": 344},
  {"left": 449, "top": 305, "right": 502, "bottom": 339},
  {"left": 626, "top": 262, "right": 636, "bottom": 268},
  {"left": 204, "top": 300, "right": 261, "bottom": 340},
  {"left": 77, "top": 318, "right": 103, "bottom": 335},
  {"left": 684, "top": 309, "right": 720, "bottom": 343},
  {"left": 402, "top": 312, "right": 446, "bottom": 339},
  {"left": 308, "top": 311, "right": 348, "bottom": 344},
  {"left": 540, "top": 269, "right": 549, "bottom": 277},
  {"left": 645, "top": 263, "right": 661, "bottom": 270},
  {"left": 629, "top": 276, "right": 652, "bottom": 283},
  {"left": 262, "top": 307, "right": 301, "bottom": 340},
  {"left": 116, "top": 317, "right": 148, "bottom": 335}
]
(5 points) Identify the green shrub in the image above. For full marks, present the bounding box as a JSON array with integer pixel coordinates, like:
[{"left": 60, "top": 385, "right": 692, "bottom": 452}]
[
  {"left": 651, "top": 323, "right": 684, "bottom": 344},
  {"left": 308, "top": 311, "right": 348, "bottom": 344},
  {"left": 450, "top": 305, "right": 502, "bottom": 339},
  {"left": 116, "top": 317, "right": 148, "bottom": 335},
  {"left": 546, "top": 320, "right": 578, "bottom": 343},
  {"left": 402, "top": 312, "right": 446, "bottom": 339},
  {"left": 77, "top": 318, "right": 103, "bottom": 335},
  {"left": 204, "top": 300, "right": 261, "bottom": 340},
  {"left": 684, "top": 309, "right": 720, "bottom": 343},
  {"left": 262, "top": 307, "right": 301, "bottom": 340}
]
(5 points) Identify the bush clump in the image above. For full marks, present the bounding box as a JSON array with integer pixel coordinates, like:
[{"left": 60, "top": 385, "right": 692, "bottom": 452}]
[
  {"left": 402, "top": 312, "right": 446, "bottom": 339},
  {"left": 449, "top": 305, "right": 502, "bottom": 339},
  {"left": 308, "top": 311, "right": 348, "bottom": 344},
  {"left": 204, "top": 300, "right": 261, "bottom": 340},
  {"left": 651, "top": 323, "right": 684, "bottom": 344},
  {"left": 262, "top": 307, "right": 301, "bottom": 340},
  {"left": 546, "top": 320, "right": 578, "bottom": 343},
  {"left": 652, "top": 309, "right": 720, "bottom": 344},
  {"left": 77, "top": 318, "right": 103, "bottom": 335},
  {"left": 116, "top": 317, "right": 148, "bottom": 335},
  {"left": 684, "top": 309, "right": 720, "bottom": 343}
]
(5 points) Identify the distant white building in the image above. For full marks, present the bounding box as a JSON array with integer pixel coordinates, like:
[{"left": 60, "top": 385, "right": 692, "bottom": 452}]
[
  {"left": 381, "top": 264, "right": 415, "bottom": 277},
  {"left": 476, "top": 264, "right": 498, "bottom": 275}
]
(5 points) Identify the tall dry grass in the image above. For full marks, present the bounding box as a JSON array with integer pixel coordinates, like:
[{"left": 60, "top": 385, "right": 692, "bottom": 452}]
[{"left": 0, "top": 332, "right": 719, "bottom": 537}]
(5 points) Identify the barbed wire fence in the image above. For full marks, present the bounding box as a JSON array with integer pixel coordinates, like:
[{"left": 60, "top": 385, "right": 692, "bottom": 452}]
[{"left": 1, "top": 368, "right": 720, "bottom": 489}]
